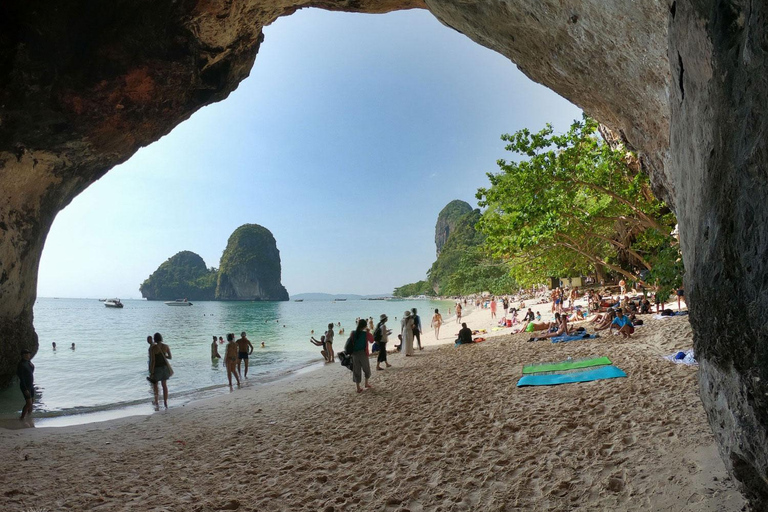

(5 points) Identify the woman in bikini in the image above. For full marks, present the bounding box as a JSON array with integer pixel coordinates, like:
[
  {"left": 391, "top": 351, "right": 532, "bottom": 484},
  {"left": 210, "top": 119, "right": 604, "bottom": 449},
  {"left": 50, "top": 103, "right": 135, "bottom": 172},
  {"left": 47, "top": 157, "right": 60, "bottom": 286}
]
[{"left": 431, "top": 309, "right": 443, "bottom": 339}]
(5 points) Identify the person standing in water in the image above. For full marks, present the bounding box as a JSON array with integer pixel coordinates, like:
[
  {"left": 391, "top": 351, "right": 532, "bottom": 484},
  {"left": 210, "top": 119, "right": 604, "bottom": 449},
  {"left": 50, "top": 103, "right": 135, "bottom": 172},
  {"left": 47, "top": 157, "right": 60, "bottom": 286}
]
[
  {"left": 325, "top": 323, "right": 335, "bottom": 363},
  {"left": 431, "top": 309, "right": 443, "bottom": 339},
  {"left": 211, "top": 336, "right": 221, "bottom": 359},
  {"left": 17, "top": 349, "right": 35, "bottom": 421},
  {"left": 224, "top": 333, "right": 241, "bottom": 387},
  {"left": 148, "top": 332, "right": 173, "bottom": 409},
  {"left": 375, "top": 314, "right": 392, "bottom": 371},
  {"left": 236, "top": 332, "right": 254, "bottom": 379}
]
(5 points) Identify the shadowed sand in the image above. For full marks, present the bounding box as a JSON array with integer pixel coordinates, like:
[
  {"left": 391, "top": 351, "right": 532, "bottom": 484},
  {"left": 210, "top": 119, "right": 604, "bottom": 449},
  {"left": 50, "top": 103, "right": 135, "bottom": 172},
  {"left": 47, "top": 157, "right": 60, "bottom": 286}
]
[{"left": 0, "top": 313, "right": 745, "bottom": 511}]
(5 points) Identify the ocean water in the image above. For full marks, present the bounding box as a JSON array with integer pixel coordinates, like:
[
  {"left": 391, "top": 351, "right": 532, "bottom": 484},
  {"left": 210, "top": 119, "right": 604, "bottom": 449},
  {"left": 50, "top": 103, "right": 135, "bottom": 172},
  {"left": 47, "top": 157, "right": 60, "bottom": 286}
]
[{"left": 0, "top": 297, "right": 452, "bottom": 422}]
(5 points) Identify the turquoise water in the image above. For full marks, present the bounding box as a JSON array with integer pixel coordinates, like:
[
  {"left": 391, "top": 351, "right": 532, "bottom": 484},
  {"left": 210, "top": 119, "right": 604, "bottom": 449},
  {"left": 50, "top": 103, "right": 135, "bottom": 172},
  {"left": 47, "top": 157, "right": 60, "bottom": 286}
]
[{"left": 0, "top": 298, "right": 451, "bottom": 420}]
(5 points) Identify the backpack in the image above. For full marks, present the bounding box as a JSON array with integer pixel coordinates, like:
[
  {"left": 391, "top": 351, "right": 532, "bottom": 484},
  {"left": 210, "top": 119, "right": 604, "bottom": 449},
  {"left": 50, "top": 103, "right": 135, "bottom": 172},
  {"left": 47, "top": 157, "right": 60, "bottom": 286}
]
[
  {"left": 344, "top": 332, "right": 355, "bottom": 354},
  {"left": 373, "top": 324, "right": 383, "bottom": 343}
]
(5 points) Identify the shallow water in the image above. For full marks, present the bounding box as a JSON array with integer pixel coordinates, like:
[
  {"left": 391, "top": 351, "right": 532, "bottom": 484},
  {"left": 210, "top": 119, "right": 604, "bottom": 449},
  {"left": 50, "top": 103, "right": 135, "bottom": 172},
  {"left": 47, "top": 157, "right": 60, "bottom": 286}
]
[{"left": 0, "top": 297, "right": 451, "bottom": 421}]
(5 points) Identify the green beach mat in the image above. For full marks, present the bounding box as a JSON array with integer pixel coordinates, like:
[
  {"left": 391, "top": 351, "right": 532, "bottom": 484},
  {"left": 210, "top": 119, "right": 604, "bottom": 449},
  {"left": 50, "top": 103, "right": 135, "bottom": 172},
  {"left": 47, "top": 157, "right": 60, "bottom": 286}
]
[
  {"left": 517, "top": 365, "right": 627, "bottom": 387},
  {"left": 522, "top": 356, "right": 612, "bottom": 375}
]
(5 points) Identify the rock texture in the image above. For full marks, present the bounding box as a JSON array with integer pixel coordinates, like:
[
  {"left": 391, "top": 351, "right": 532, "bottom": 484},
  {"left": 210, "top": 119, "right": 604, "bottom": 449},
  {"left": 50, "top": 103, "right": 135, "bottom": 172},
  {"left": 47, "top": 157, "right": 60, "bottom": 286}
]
[
  {"left": 139, "top": 251, "right": 217, "bottom": 301},
  {"left": 434, "top": 200, "right": 472, "bottom": 256},
  {"left": 215, "top": 224, "right": 289, "bottom": 301},
  {"left": 1, "top": 0, "right": 768, "bottom": 506},
  {"left": 669, "top": 1, "right": 768, "bottom": 507}
]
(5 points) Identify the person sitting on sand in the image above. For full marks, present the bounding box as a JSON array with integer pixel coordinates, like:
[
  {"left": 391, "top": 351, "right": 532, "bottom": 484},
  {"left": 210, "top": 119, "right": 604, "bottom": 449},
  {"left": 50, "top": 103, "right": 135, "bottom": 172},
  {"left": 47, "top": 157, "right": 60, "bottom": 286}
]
[
  {"left": 610, "top": 308, "right": 635, "bottom": 338},
  {"left": 236, "top": 332, "right": 254, "bottom": 379},
  {"left": 211, "top": 336, "right": 221, "bottom": 359},
  {"left": 457, "top": 323, "right": 473, "bottom": 344},
  {"left": 640, "top": 298, "right": 652, "bottom": 314},
  {"left": 224, "top": 334, "right": 240, "bottom": 387},
  {"left": 523, "top": 308, "right": 535, "bottom": 323},
  {"left": 310, "top": 335, "right": 329, "bottom": 362},
  {"left": 534, "top": 313, "right": 572, "bottom": 340},
  {"left": 593, "top": 310, "right": 617, "bottom": 331},
  {"left": 148, "top": 332, "right": 173, "bottom": 409}
]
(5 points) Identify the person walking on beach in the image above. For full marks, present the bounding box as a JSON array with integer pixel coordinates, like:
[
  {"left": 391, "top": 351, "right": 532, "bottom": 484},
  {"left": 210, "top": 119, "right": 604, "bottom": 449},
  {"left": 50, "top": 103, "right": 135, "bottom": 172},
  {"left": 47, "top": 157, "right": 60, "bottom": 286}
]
[
  {"left": 455, "top": 303, "right": 462, "bottom": 324},
  {"left": 17, "top": 349, "right": 35, "bottom": 421},
  {"left": 148, "top": 333, "right": 173, "bottom": 409},
  {"left": 211, "top": 336, "right": 221, "bottom": 359},
  {"left": 490, "top": 298, "right": 497, "bottom": 319},
  {"left": 236, "top": 332, "right": 254, "bottom": 379},
  {"left": 375, "top": 314, "right": 392, "bottom": 371},
  {"left": 348, "top": 319, "right": 372, "bottom": 393},
  {"left": 401, "top": 310, "right": 415, "bottom": 356},
  {"left": 411, "top": 308, "right": 423, "bottom": 350},
  {"left": 224, "top": 333, "right": 241, "bottom": 387},
  {"left": 325, "top": 323, "right": 335, "bottom": 363},
  {"left": 431, "top": 309, "right": 443, "bottom": 339}
]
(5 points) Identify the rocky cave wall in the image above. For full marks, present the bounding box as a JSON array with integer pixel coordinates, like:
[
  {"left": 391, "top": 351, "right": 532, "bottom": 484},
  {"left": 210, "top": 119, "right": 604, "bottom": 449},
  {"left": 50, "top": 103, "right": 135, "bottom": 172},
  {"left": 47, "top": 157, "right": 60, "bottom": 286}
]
[{"left": 2, "top": 0, "right": 768, "bottom": 507}]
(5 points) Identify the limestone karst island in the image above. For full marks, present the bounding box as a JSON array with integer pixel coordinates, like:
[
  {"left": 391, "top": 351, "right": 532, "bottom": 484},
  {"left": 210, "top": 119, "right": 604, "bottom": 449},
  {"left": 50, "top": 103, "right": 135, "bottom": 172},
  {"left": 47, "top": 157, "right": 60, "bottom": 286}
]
[{"left": 140, "top": 224, "right": 289, "bottom": 301}]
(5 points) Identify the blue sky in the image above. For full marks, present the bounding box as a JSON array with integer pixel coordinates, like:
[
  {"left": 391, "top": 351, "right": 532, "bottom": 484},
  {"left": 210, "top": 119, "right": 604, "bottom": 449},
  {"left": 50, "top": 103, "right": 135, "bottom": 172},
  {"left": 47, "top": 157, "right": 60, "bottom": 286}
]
[{"left": 37, "top": 9, "right": 581, "bottom": 298}]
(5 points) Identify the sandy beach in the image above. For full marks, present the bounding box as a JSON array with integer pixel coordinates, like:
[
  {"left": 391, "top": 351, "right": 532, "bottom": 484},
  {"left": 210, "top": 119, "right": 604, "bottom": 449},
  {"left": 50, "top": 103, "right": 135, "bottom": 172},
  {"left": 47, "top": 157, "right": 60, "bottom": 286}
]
[{"left": 0, "top": 303, "right": 746, "bottom": 511}]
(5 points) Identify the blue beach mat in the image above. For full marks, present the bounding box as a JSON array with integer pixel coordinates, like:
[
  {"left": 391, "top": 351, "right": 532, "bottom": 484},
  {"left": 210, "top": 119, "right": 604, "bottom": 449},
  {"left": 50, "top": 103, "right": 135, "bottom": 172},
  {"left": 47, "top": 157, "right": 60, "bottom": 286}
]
[
  {"left": 551, "top": 334, "right": 599, "bottom": 344},
  {"left": 516, "top": 365, "right": 627, "bottom": 387}
]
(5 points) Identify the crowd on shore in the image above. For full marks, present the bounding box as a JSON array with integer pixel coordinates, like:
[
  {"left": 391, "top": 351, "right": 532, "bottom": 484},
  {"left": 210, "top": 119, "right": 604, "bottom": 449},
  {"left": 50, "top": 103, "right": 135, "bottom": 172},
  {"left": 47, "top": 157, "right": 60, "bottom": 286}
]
[{"left": 14, "top": 286, "right": 685, "bottom": 417}]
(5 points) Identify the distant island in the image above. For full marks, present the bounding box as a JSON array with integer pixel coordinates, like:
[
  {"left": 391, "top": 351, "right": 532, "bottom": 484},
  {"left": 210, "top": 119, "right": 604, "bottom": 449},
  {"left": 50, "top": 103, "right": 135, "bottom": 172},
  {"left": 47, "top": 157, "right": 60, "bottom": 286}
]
[
  {"left": 140, "top": 223, "right": 289, "bottom": 301},
  {"left": 289, "top": 293, "right": 392, "bottom": 301}
]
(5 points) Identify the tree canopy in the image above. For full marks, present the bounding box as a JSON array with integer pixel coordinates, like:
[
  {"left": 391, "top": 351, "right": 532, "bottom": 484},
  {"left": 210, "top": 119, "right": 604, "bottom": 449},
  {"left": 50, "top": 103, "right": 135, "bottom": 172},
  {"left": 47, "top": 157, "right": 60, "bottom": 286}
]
[{"left": 476, "top": 116, "right": 681, "bottom": 292}]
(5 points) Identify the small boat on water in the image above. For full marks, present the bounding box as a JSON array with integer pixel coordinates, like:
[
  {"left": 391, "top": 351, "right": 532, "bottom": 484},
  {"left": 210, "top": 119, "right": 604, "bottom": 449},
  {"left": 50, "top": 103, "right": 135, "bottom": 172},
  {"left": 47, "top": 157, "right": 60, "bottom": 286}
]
[
  {"left": 165, "top": 299, "right": 193, "bottom": 306},
  {"left": 294, "top": 299, "right": 304, "bottom": 302},
  {"left": 334, "top": 298, "right": 347, "bottom": 302},
  {"left": 104, "top": 299, "right": 123, "bottom": 308}
]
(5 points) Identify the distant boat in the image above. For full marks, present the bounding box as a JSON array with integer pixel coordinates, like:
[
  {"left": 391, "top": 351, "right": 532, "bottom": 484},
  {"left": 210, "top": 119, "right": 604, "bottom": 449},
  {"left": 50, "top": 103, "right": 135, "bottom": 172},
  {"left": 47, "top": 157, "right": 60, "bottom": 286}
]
[
  {"left": 165, "top": 299, "right": 193, "bottom": 306},
  {"left": 294, "top": 299, "right": 304, "bottom": 302},
  {"left": 104, "top": 299, "right": 124, "bottom": 308},
  {"left": 334, "top": 298, "right": 347, "bottom": 302}
]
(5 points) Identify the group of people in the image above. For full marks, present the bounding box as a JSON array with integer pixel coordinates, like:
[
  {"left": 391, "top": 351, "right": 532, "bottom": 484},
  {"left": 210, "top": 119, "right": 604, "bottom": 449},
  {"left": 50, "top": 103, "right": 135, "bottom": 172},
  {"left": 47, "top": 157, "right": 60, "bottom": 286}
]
[{"left": 209, "top": 332, "right": 265, "bottom": 387}]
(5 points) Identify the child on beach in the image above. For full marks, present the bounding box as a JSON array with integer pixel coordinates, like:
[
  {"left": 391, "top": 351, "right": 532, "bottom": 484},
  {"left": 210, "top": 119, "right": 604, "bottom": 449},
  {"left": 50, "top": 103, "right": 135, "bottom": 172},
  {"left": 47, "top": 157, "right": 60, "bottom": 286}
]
[{"left": 224, "top": 334, "right": 241, "bottom": 387}]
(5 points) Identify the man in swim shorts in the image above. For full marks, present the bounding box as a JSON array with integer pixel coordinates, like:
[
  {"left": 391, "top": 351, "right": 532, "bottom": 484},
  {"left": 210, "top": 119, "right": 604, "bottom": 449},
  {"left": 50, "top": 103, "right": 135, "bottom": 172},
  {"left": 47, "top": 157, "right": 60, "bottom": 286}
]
[{"left": 236, "top": 332, "right": 254, "bottom": 378}]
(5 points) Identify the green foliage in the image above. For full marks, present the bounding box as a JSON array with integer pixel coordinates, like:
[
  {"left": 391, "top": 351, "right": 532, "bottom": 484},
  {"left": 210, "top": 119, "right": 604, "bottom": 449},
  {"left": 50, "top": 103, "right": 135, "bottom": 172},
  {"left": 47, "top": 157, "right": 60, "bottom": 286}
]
[
  {"left": 429, "top": 209, "right": 485, "bottom": 290},
  {"left": 216, "top": 223, "right": 289, "bottom": 300},
  {"left": 440, "top": 247, "right": 517, "bottom": 296},
  {"left": 647, "top": 244, "right": 685, "bottom": 299},
  {"left": 140, "top": 251, "right": 218, "bottom": 300},
  {"left": 393, "top": 280, "right": 436, "bottom": 298},
  {"left": 218, "top": 224, "right": 280, "bottom": 275},
  {"left": 476, "top": 115, "right": 680, "bottom": 289}
]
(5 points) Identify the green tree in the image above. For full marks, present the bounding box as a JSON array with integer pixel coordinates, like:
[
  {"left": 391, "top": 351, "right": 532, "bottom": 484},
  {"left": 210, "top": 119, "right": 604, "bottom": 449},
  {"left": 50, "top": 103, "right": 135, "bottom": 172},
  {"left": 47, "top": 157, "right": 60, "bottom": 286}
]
[
  {"left": 477, "top": 116, "right": 680, "bottom": 288},
  {"left": 393, "top": 280, "right": 435, "bottom": 298}
]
